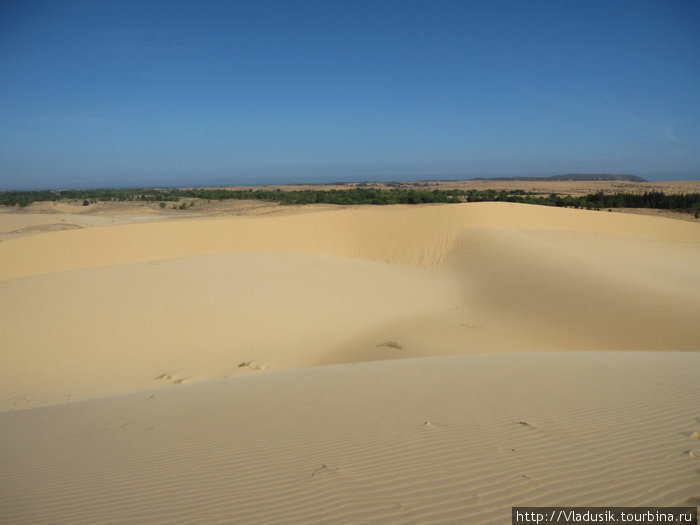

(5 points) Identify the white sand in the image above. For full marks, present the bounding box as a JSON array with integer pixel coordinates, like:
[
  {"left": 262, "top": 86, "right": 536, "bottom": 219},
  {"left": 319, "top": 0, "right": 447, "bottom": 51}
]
[{"left": 1, "top": 202, "right": 699, "bottom": 523}]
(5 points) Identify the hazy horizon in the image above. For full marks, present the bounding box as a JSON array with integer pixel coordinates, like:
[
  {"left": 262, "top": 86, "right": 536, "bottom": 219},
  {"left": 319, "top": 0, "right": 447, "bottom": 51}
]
[{"left": 2, "top": 1, "right": 699, "bottom": 190}]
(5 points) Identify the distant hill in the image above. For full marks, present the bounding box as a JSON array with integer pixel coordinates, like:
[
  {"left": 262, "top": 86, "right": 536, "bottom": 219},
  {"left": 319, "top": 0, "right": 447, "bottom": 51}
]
[{"left": 472, "top": 174, "right": 647, "bottom": 182}]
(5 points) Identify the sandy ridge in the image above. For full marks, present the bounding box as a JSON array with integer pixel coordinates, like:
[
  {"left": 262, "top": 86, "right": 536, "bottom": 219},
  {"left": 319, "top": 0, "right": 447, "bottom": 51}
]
[{"left": 1, "top": 202, "right": 699, "bottom": 281}]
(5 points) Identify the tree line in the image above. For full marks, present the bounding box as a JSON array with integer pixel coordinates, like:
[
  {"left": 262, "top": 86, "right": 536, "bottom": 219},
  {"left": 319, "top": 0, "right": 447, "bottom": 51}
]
[{"left": 1, "top": 187, "right": 698, "bottom": 213}]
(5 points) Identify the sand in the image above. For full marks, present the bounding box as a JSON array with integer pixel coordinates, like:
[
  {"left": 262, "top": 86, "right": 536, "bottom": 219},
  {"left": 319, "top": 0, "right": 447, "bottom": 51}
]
[{"left": 1, "top": 201, "right": 699, "bottom": 523}]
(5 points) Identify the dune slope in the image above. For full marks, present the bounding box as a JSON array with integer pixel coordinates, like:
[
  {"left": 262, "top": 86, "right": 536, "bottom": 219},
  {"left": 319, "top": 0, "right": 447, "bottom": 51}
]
[
  {"left": 2, "top": 352, "right": 699, "bottom": 524},
  {"left": 1, "top": 203, "right": 699, "bottom": 410}
]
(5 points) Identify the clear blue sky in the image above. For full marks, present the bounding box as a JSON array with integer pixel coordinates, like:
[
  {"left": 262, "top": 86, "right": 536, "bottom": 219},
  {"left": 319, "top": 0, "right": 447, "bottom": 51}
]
[{"left": 1, "top": 0, "right": 699, "bottom": 189}]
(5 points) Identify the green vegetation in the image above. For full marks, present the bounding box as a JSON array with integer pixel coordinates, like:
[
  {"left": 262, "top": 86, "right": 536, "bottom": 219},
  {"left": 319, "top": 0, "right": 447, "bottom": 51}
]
[
  {"left": 515, "top": 190, "right": 700, "bottom": 213},
  {"left": 1, "top": 187, "right": 698, "bottom": 214}
]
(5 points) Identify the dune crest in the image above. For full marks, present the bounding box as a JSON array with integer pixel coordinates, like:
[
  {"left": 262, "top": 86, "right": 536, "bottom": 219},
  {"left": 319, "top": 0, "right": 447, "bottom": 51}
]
[{"left": 1, "top": 202, "right": 698, "bottom": 281}]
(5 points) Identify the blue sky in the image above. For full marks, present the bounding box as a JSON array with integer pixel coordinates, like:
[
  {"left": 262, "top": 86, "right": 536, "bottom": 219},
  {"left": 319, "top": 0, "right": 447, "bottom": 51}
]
[{"left": 1, "top": 0, "right": 699, "bottom": 189}]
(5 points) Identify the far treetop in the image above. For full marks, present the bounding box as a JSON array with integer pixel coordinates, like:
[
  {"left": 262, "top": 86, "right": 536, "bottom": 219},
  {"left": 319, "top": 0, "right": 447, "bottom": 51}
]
[{"left": 470, "top": 174, "right": 647, "bottom": 182}]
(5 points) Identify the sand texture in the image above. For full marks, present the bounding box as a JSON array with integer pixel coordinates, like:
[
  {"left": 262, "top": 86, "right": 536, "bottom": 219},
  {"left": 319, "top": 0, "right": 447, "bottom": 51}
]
[{"left": 1, "top": 202, "right": 699, "bottom": 523}]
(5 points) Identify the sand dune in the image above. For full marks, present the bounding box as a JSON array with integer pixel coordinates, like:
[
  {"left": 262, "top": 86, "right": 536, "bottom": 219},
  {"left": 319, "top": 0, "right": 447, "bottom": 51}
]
[
  {"left": 1, "top": 203, "right": 698, "bottom": 410},
  {"left": 1, "top": 252, "right": 462, "bottom": 410},
  {"left": 2, "top": 353, "right": 699, "bottom": 524},
  {"left": 0, "top": 208, "right": 171, "bottom": 242},
  {"left": 1, "top": 202, "right": 698, "bottom": 281},
  {"left": 1, "top": 202, "right": 699, "bottom": 523}
]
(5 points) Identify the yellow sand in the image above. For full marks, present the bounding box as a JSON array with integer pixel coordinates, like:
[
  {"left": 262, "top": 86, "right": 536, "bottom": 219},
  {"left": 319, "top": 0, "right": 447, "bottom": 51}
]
[{"left": 1, "top": 202, "right": 699, "bottom": 523}]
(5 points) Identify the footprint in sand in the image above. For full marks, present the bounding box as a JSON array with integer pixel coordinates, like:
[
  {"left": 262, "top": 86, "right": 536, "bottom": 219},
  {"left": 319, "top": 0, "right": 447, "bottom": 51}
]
[
  {"left": 154, "top": 373, "right": 184, "bottom": 384},
  {"left": 238, "top": 361, "right": 263, "bottom": 371},
  {"left": 377, "top": 341, "right": 403, "bottom": 350},
  {"left": 309, "top": 463, "right": 341, "bottom": 479},
  {"left": 518, "top": 419, "right": 536, "bottom": 428}
]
